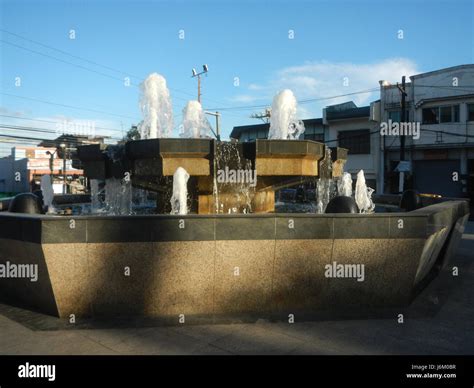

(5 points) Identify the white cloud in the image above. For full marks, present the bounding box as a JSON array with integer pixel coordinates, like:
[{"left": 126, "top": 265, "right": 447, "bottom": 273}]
[
  {"left": 231, "top": 58, "right": 420, "bottom": 117},
  {"left": 230, "top": 94, "right": 263, "bottom": 103},
  {"left": 248, "top": 83, "right": 264, "bottom": 91}
]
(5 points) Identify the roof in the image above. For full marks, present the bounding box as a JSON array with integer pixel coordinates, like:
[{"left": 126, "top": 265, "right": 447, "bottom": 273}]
[
  {"left": 230, "top": 118, "right": 323, "bottom": 139},
  {"left": 325, "top": 105, "right": 370, "bottom": 121},
  {"left": 414, "top": 93, "right": 474, "bottom": 108},
  {"left": 410, "top": 64, "right": 474, "bottom": 80}
]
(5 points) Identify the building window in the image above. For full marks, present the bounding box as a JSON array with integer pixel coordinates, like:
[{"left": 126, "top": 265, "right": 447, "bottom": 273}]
[
  {"left": 454, "top": 105, "right": 460, "bottom": 122},
  {"left": 440, "top": 106, "right": 452, "bottom": 123},
  {"left": 423, "top": 105, "right": 460, "bottom": 124},
  {"left": 304, "top": 133, "right": 324, "bottom": 142},
  {"left": 338, "top": 129, "right": 370, "bottom": 154},
  {"left": 422, "top": 107, "right": 439, "bottom": 124},
  {"left": 388, "top": 110, "right": 409, "bottom": 122},
  {"left": 468, "top": 104, "right": 474, "bottom": 121}
]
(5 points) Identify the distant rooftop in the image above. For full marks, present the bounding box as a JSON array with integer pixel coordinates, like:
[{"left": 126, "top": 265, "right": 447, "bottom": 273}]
[
  {"left": 324, "top": 101, "right": 370, "bottom": 121},
  {"left": 230, "top": 118, "right": 323, "bottom": 139}
]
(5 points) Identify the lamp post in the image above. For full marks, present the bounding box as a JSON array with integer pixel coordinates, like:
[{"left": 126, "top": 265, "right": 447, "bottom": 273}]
[
  {"left": 191, "top": 64, "right": 208, "bottom": 103},
  {"left": 59, "top": 143, "right": 67, "bottom": 194}
]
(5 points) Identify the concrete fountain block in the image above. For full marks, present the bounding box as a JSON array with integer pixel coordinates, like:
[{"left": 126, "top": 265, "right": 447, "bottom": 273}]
[
  {"left": 214, "top": 240, "right": 275, "bottom": 315},
  {"left": 255, "top": 139, "right": 324, "bottom": 176},
  {"left": 329, "top": 147, "right": 348, "bottom": 178},
  {"left": 126, "top": 138, "right": 213, "bottom": 177},
  {"left": 0, "top": 200, "right": 469, "bottom": 320},
  {"left": 0, "top": 238, "right": 59, "bottom": 316},
  {"left": 272, "top": 239, "right": 333, "bottom": 313}
]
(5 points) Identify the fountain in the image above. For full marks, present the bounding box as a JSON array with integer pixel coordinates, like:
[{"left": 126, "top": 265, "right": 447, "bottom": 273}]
[
  {"left": 268, "top": 89, "right": 305, "bottom": 140},
  {"left": 40, "top": 175, "right": 55, "bottom": 214},
  {"left": 0, "top": 79, "right": 470, "bottom": 322},
  {"left": 355, "top": 169, "right": 375, "bottom": 213},
  {"left": 180, "top": 101, "right": 213, "bottom": 139},
  {"left": 138, "top": 73, "right": 173, "bottom": 139},
  {"left": 170, "top": 167, "right": 190, "bottom": 215}
]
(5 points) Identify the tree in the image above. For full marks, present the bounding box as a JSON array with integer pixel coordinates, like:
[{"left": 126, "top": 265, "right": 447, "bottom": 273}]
[{"left": 123, "top": 125, "right": 141, "bottom": 141}]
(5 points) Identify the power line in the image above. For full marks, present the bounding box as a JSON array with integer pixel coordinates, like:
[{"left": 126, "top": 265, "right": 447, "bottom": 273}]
[
  {"left": 0, "top": 124, "right": 122, "bottom": 141},
  {"left": 1, "top": 92, "right": 140, "bottom": 120},
  {"left": 207, "top": 88, "right": 380, "bottom": 111},
  {"left": 0, "top": 114, "right": 125, "bottom": 133},
  {"left": 0, "top": 28, "right": 143, "bottom": 80},
  {"left": 0, "top": 29, "right": 209, "bottom": 103}
]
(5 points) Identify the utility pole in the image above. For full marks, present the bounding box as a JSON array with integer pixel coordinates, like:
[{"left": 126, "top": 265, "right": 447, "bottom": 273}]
[
  {"left": 400, "top": 76, "right": 406, "bottom": 161},
  {"left": 397, "top": 76, "right": 408, "bottom": 193},
  {"left": 60, "top": 143, "right": 67, "bottom": 194},
  {"left": 191, "top": 65, "right": 208, "bottom": 104},
  {"left": 205, "top": 111, "right": 221, "bottom": 141},
  {"left": 250, "top": 108, "right": 271, "bottom": 123}
]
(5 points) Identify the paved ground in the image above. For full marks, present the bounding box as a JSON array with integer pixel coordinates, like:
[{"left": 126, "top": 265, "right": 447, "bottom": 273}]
[{"left": 0, "top": 223, "right": 473, "bottom": 355}]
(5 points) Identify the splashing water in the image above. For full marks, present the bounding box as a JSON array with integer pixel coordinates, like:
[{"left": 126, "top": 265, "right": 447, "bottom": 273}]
[
  {"left": 180, "top": 100, "right": 213, "bottom": 138},
  {"left": 355, "top": 170, "right": 375, "bottom": 213},
  {"left": 170, "top": 167, "right": 190, "bottom": 215},
  {"left": 268, "top": 89, "right": 305, "bottom": 140},
  {"left": 138, "top": 73, "right": 173, "bottom": 139},
  {"left": 105, "top": 178, "right": 132, "bottom": 215},
  {"left": 90, "top": 179, "right": 103, "bottom": 213},
  {"left": 40, "top": 175, "right": 55, "bottom": 213},
  {"left": 338, "top": 172, "right": 353, "bottom": 197},
  {"left": 315, "top": 147, "right": 336, "bottom": 213}
]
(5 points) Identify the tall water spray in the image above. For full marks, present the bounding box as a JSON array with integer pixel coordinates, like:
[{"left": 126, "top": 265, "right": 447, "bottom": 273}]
[
  {"left": 40, "top": 175, "right": 55, "bottom": 213},
  {"left": 138, "top": 73, "right": 173, "bottom": 139},
  {"left": 338, "top": 172, "right": 353, "bottom": 197},
  {"left": 355, "top": 170, "right": 375, "bottom": 213},
  {"left": 268, "top": 89, "right": 305, "bottom": 140},
  {"left": 105, "top": 178, "right": 132, "bottom": 215},
  {"left": 90, "top": 179, "right": 103, "bottom": 213},
  {"left": 180, "top": 100, "right": 213, "bottom": 138},
  {"left": 170, "top": 167, "right": 190, "bottom": 215},
  {"left": 316, "top": 147, "right": 336, "bottom": 213}
]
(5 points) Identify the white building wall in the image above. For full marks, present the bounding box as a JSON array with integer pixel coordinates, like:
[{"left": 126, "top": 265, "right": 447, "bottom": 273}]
[{"left": 326, "top": 116, "right": 380, "bottom": 189}]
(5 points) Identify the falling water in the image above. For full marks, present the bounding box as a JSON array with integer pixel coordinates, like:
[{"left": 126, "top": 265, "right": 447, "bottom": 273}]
[
  {"left": 138, "top": 73, "right": 173, "bottom": 139},
  {"left": 355, "top": 170, "right": 375, "bottom": 213},
  {"left": 180, "top": 100, "right": 213, "bottom": 138},
  {"left": 170, "top": 167, "right": 190, "bottom": 215},
  {"left": 40, "top": 175, "right": 55, "bottom": 213},
  {"left": 268, "top": 89, "right": 305, "bottom": 140},
  {"left": 316, "top": 147, "right": 336, "bottom": 213},
  {"left": 90, "top": 179, "right": 103, "bottom": 213},
  {"left": 337, "top": 172, "right": 353, "bottom": 197},
  {"left": 105, "top": 178, "right": 132, "bottom": 215},
  {"left": 214, "top": 142, "right": 254, "bottom": 214}
]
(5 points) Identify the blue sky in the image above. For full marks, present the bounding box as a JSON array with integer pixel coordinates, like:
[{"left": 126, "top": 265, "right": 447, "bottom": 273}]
[{"left": 0, "top": 0, "right": 473, "bottom": 155}]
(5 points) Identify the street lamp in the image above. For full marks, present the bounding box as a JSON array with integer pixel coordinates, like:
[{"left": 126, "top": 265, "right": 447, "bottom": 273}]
[
  {"left": 191, "top": 64, "right": 209, "bottom": 103},
  {"left": 59, "top": 143, "right": 67, "bottom": 194}
]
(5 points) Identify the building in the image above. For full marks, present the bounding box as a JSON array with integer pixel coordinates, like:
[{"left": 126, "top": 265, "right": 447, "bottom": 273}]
[
  {"left": 323, "top": 102, "right": 380, "bottom": 191},
  {"left": 230, "top": 103, "right": 378, "bottom": 190},
  {"left": 230, "top": 118, "right": 325, "bottom": 142},
  {"left": 0, "top": 135, "right": 109, "bottom": 195},
  {"left": 379, "top": 64, "right": 474, "bottom": 199},
  {"left": 0, "top": 145, "right": 82, "bottom": 194}
]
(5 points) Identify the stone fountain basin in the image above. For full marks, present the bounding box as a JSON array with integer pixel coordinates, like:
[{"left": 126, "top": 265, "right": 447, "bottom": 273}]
[{"left": 0, "top": 200, "right": 468, "bottom": 321}]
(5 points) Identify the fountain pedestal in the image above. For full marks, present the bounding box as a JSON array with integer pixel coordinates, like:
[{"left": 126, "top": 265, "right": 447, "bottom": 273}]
[{"left": 76, "top": 139, "right": 346, "bottom": 214}]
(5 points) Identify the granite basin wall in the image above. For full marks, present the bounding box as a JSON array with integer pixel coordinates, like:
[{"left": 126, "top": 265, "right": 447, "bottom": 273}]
[{"left": 0, "top": 201, "right": 469, "bottom": 320}]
